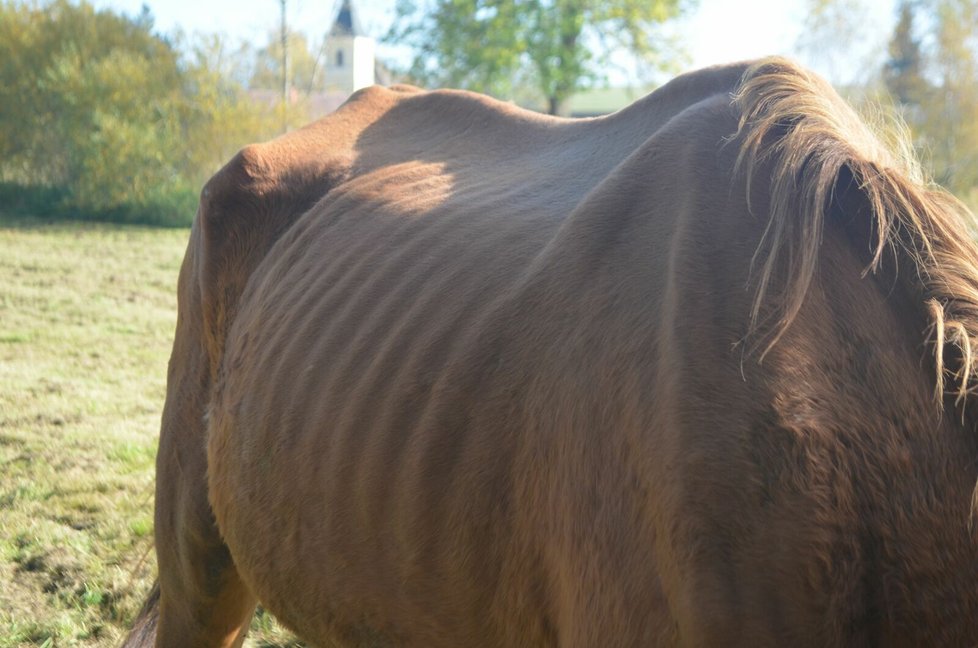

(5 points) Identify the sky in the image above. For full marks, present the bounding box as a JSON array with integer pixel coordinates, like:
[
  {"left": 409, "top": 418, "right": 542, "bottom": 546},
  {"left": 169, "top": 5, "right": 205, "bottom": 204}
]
[{"left": 91, "top": 0, "right": 899, "bottom": 85}]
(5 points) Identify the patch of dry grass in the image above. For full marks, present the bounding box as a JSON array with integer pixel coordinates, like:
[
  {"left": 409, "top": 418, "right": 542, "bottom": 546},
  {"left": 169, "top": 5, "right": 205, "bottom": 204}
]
[{"left": 0, "top": 216, "right": 300, "bottom": 646}]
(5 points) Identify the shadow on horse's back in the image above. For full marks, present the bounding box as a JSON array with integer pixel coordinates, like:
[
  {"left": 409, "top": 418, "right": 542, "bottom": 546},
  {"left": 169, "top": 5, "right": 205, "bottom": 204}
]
[{"left": 123, "top": 58, "right": 978, "bottom": 647}]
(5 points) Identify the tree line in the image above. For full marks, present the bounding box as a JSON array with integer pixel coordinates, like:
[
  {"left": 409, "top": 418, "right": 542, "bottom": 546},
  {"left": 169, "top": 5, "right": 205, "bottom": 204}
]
[
  {"left": 0, "top": 1, "right": 313, "bottom": 226},
  {"left": 395, "top": 0, "right": 977, "bottom": 208},
  {"left": 389, "top": 0, "right": 691, "bottom": 116},
  {"left": 0, "top": 0, "right": 693, "bottom": 226},
  {"left": 0, "top": 0, "right": 975, "bottom": 226}
]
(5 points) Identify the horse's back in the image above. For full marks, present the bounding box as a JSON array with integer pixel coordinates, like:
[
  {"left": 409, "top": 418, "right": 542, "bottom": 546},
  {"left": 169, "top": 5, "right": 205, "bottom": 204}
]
[
  {"left": 183, "top": 59, "right": 978, "bottom": 648},
  {"left": 205, "top": 64, "right": 751, "bottom": 646}
]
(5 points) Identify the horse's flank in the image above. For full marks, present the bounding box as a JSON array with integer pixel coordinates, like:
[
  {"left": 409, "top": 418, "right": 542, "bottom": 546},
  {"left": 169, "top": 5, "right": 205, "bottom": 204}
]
[{"left": 123, "top": 58, "right": 978, "bottom": 647}]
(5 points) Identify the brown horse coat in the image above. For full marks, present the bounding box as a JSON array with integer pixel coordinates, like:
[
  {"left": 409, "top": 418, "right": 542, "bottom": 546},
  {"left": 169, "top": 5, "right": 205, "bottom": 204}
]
[{"left": 124, "top": 59, "right": 978, "bottom": 647}]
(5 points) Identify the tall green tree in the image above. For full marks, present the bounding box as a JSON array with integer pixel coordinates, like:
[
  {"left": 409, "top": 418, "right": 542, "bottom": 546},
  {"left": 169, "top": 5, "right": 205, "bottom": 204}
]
[
  {"left": 0, "top": 0, "right": 186, "bottom": 208},
  {"left": 877, "top": 0, "right": 978, "bottom": 197},
  {"left": 0, "top": 0, "right": 287, "bottom": 224},
  {"left": 799, "top": 0, "right": 978, "bottom": 208},
  {"left": 388, "top": 0, "right": 692, "bottom": 115},
  {"left": 922, "top": 0, "right": 978, "bottom": 193},
  {"left": 883, "top": 0, "right": 928, "bottom": 107}
]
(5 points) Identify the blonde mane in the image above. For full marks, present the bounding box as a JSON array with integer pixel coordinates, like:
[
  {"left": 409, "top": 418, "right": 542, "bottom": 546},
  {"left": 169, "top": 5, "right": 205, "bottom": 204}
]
[{"left": 733, "top": 57, "right": 978, "bottom": 407}]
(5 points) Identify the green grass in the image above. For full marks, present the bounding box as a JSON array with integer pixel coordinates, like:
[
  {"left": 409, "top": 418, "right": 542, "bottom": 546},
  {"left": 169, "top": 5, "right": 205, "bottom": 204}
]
[{"left": 0, "top": 215, "right": 301, "bottom": 646}]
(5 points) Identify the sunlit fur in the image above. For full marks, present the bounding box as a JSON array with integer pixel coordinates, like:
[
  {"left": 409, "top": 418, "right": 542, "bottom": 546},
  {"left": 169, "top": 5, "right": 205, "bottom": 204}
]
[{"left": 123, "top": 59, "right": 978, "bottom": 647}]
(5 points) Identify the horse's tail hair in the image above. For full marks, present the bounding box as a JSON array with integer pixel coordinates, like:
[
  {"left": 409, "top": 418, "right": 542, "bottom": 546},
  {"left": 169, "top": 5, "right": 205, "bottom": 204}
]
[{"left": 119, "top": 581, "right": 160, "bottom": 648}]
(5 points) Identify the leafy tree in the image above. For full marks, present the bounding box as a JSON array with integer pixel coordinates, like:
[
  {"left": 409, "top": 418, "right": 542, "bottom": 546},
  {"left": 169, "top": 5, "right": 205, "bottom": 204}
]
[
  {"left": 247, "top": 28, "right": 327, "bottom": 96},
  {"left": 883, "top": 0, "right": 928, "bottom": 107},
  {"left": 799, "top": 0, "right": 978, "bottom": 208},
  {"left": 0, "top": 1, "right": 187, "bottom": 209},
  {"left": 180, "top": 33, "right": 291, "bottom": 177},
  {"left": 922, "top": 0, "right": 978, "bottom": 194},
  {"left": 0, "top": 0, "right": 290, "bottom": 225},
  {"left": 877, "top": 0, "right": 978, "bottom": 198},
  {"left": 388, "top": 0, "right": 692, "bottom": 115}
]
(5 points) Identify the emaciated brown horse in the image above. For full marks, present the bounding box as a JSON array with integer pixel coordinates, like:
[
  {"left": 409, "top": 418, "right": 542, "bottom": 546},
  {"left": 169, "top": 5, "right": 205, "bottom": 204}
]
[{"left": 123, "top": 58, "right": 978, "bottom": 647}]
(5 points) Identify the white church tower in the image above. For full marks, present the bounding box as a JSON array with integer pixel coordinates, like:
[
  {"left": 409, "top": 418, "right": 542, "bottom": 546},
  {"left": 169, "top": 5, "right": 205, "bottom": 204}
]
[{"left": 323, "top": 0, "right": 375, "bottom": 94}]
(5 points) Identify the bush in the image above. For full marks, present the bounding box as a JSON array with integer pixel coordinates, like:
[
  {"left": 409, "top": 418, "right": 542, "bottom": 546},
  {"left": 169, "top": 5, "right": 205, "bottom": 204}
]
[
  {"left": 0, "top": 0, "right": 290, "bottom": 226},
  {"left": 0, "top": 181, "right": 199, "bottom": 227}
]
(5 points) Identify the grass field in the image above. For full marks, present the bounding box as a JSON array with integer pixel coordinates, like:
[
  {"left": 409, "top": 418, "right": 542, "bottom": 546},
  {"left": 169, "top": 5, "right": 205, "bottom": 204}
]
[{"left": 0, "top": 216, "right": 300, "bottom": 646}]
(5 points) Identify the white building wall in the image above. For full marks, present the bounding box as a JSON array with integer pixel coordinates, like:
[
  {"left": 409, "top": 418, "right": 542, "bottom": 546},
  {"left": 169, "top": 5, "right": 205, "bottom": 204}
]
[
  {"left": 352, "top": 37, "right": 376, "bottom": 91},
  {"left": 324, "top": 35, "right": 375, "bottom": 94}
]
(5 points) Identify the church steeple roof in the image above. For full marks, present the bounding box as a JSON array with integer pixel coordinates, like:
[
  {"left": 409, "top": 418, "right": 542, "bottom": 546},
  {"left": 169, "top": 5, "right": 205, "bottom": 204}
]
[{"left": 330, "top": 0, "right": 366, "bottom": 37}]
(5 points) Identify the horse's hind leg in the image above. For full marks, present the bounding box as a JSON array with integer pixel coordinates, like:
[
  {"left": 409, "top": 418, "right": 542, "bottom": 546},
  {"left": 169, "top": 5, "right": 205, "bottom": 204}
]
[
  {"left": 122, "top": 435, "right": 257, "bottom": 648},
  {"left": 151, "top": 420, "right": 257, "bottom": 648}
]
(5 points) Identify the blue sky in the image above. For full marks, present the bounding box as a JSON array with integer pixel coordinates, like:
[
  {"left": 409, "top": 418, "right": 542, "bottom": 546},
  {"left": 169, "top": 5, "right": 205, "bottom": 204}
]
[{"left": 92, "top": 0, "right": 898, "bottom": 84}]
